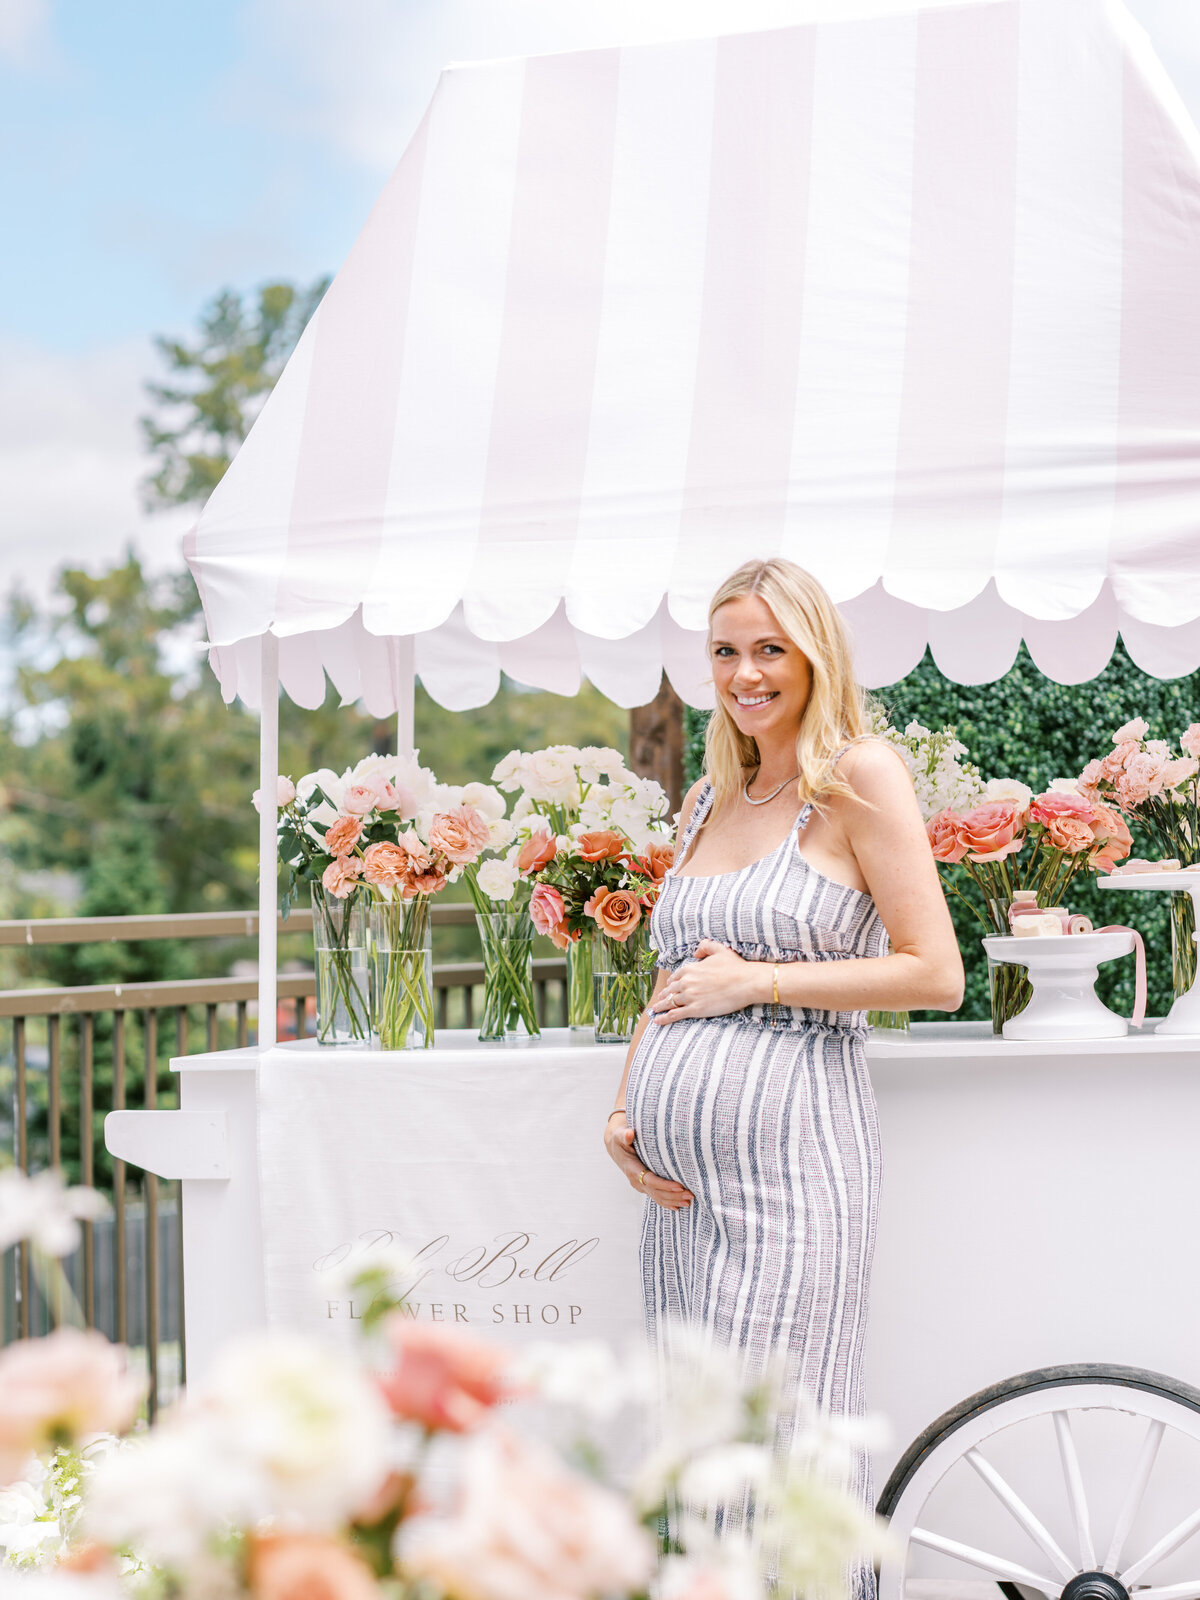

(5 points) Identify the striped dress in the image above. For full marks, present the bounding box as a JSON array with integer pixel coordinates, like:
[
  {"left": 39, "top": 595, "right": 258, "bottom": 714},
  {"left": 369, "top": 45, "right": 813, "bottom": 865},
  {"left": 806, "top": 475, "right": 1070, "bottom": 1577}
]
[{"left": 625, "top": 777, "right": 885, "bottom": 1530}]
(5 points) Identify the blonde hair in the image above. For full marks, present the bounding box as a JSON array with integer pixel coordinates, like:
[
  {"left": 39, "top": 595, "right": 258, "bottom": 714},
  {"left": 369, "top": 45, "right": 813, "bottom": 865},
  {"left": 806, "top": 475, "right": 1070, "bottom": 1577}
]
[{"left": 703, "top": 558, "right": 869, "bottom": 817}]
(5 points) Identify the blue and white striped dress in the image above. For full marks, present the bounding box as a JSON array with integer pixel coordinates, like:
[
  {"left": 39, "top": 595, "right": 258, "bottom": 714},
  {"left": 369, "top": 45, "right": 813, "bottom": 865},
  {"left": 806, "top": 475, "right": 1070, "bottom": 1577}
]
[{"left": 625, "top": 777, "right": 885, "bottom": 1521}]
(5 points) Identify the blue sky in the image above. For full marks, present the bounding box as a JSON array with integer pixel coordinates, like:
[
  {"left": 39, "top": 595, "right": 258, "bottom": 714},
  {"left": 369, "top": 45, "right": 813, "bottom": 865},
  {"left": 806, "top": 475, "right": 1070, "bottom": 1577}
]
[{"left": 2, "top": 0, "right": 1198, "bottom": 598}]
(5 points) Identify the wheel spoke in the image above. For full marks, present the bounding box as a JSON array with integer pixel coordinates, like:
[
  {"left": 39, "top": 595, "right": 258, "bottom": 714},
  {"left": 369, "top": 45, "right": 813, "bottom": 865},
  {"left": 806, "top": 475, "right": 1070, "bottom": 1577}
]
[
  {"left": 1132, "top": 1583, "right": 1200, "bottom": 1600},
  {"left": 1103, "top": 1416, "right": 1165, "bottom": 1574},
  {"left": 1054, "top": 1411, "right": 1096, "bottom": 1570},
  {"left": 909, "top": 1526, "right": 1058, "bottom": 1593},
  {"left": 1121, "top": 1507, "right": 1200, "bottom": 1587},
  {"left": 963, "top": 1448, "right": 1077, "bottom": 1582}
]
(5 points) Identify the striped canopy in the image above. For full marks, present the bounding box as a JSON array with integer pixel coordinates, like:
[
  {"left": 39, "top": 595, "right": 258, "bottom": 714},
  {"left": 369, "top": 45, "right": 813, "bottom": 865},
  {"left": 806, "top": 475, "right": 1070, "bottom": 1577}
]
[{"left": 186, "top": 0, "right": 1200, "bottom": 712}]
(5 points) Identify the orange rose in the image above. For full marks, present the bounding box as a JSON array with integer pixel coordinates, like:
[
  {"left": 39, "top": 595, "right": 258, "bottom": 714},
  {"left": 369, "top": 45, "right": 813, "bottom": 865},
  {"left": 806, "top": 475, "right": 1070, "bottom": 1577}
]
[
  {"left": 362, "top": 841, "right": 410, "bottom": 887},
  {"left": 586, "top": 887, "right": 642, "bottom": 942},
  {"left": 324, "top": 815, "right": 363, "bottom": 855},
  {"left": 625, "top": 842, "right": 674, "bottom": 881},
  {"left": 428, "top": 806, "right": 489, "bottom": 867},
  {"left": 378, "top": 1320, "right": 511, "bottom": 1433},
  {"left": 248, "top": 1533, "right": 380, "bottom": 1600},
  {"left": 1089, "top": 803, "right": 1133, "bottom": 874},
  {"left": 575, "top": 830, "right": 626, "bottom": 862},
  {"left": 953, "top": 801, "right": 1025, "bottom": 863},
  {"left": 518, "top": 832, "right": 557, "bottom": 875}
]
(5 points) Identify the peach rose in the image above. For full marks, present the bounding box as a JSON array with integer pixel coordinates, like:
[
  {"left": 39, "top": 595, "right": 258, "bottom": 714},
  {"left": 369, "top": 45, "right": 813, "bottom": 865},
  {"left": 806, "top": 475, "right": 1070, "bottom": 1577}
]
[
  {"left": 324, "top": 815, "right": 363, "bottom": 856},
  {"left": 340, "top": 784, "right": 378, "bottom": 817},
  {"left": 575, "top": 830, "right": 626, "bottom": 863},
  {"left": 518, "top": 833, "right": 558, "bottom": 875},
  {"left": 1182, "top": 725, "right": 1200, "bottom": 759},
  {"left": 530, "top": 883, "right": 568, "bottom": 948},
  {"left": 624, "top": 842, "right": 675, "bottom": 885},
  {"left": 586, "top": 887, "right": 642, "bottom": 942},
  {"left": 927, "top": 810, "right": 968, "bottom": 864},
  {"left": 427, "top": 806, "right": 489, "bottom": 867},
  {"left": 1089, "top": 803, "right": 1133, "bottom": 874},
  {"left": 378, "top": 1321, "right": 512, "bottom": 1433},
  {"left": 0, "top": 1329, "right": 143, "bottom": 1483},
  {"left": 322, "top": 856, "right": 364, "bottom": 899},
  {"left": 248, "top": 1533, "right": 380, "bottom": 1600},
  {"left": 953, "top": 802, "right": 1025, "bottom": 864},
  {"left": 1043, "top": 814, "right": 1096, "bottom": 854},
  {"left": 362, "top": 841, "right": 410, "bottom": 887}
]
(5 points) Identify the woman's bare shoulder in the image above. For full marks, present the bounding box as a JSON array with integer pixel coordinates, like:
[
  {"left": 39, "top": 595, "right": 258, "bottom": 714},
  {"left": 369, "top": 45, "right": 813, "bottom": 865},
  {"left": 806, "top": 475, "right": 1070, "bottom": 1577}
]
[{"left": 835, "top": 739, "right": 914, "bottom": 799}]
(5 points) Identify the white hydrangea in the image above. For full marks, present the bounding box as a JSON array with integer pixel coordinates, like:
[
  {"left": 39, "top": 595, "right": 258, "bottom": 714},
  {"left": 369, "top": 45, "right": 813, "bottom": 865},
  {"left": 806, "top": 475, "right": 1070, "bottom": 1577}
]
[{"left": 476, "top": 858, "right": 520, "bottom": 903}]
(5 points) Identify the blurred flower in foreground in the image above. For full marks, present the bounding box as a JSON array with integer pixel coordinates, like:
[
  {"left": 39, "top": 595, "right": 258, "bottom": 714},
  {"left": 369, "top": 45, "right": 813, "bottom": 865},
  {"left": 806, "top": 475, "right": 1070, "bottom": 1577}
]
[{"left": 0, "top": 1174, "right": 108, "bottom": 1261}]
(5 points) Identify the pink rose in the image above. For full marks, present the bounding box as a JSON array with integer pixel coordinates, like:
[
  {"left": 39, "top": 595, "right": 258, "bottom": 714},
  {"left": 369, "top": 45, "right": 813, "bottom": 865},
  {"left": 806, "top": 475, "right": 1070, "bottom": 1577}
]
[
  {"left": 927, "top": 810, "right": 968, "bottom": 864},
  {"left": 362, "top": 842, "right": 410, "bottom": 887},
  {"left": 322, "top": 856, "right": 364, "bottom": 898},
  {"left": 530, "top": 883, "right": 568, "bottom": 949},
  {"left": 427, "top": 806, "right": 489, "bottom": 867},
  {"left": 1089, "top": 803, "right": 1133, "bottom": 874},
  {"left": 364, "top": 773, "right": 400, "bottom": 811},
  {"left": 248, "top": 1533, "right": 380, "bottom": 1600},
  {"left": 1182, "top": 725, "right": 1200, "bottom": 759},
  {"left": 0, "top": 1329, "right": 143, "bottom": 1483},
  {"left": 1113, "top": 718, "right": 1149, "bottom": 744},
  {"left": 324, "top": 815, "right": 363, "bottom": 856},
  {"left": 341, "top": 784, "right": 378, "bottom": 817},
  {"left": 953, "top": 802, "right": 1025, "bottom": 864},
  {"left": 252, "top": 776, "right": 297, "bottom": 813},
  {"left": 1029, "top": 790, "right": 1097, "bottom": 829},
  {"left": 378, "top": 1320, "right": 511, "bottom": 1433}
]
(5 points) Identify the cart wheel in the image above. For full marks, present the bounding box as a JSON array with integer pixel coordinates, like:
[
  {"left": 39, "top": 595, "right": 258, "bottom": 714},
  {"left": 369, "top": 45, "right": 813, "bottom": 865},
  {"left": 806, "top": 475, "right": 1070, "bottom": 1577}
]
[{"left": 876, "top": 1365, "right": 1200, "bottom": 1600}]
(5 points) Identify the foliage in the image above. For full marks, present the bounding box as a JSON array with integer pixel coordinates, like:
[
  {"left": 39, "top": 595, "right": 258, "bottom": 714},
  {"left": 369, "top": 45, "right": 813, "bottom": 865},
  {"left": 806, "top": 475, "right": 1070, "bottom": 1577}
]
[
  {"left": 684, "top": 643, "right": 1200, "bottom": 1022},
  {"left": 140, "top": 279, "right": 329, "bottom": 509}
]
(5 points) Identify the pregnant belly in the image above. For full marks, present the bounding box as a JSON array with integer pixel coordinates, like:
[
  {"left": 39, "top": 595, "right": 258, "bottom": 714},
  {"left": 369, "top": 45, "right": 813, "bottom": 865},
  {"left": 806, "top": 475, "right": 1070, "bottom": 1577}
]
[{"left": 624, "top": 1016, "right": 736, "bottom": 1188}]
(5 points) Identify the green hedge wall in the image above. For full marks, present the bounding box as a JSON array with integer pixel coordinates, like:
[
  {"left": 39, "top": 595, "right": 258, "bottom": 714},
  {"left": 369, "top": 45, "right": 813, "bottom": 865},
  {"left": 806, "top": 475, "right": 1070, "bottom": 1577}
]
[{"left": 682, "top": 643, "right": 1200, "bottom": 1021}]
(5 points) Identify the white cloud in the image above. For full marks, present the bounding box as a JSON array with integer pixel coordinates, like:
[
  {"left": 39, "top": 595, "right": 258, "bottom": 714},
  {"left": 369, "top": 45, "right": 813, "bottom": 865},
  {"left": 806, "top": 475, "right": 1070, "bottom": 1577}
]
[
  {"left": 0, "top": 338, "right": 193, "bottom": 602},
  {"left": 0, "top": 0, "right": 51, "bottom": 66}
]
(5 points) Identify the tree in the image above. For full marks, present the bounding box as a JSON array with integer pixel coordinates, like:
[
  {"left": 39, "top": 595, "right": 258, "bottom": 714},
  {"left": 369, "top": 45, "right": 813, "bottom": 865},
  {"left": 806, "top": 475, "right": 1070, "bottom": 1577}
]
[{"left": 140, "top": 278, "right": 329, "bottom": 508}]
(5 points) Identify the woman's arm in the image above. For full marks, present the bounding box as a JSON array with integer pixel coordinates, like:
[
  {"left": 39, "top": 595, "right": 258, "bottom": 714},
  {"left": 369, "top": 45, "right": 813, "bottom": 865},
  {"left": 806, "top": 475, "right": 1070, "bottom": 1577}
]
[{"left": 651, "top": 743, "right": 964, "bottom": 1021}]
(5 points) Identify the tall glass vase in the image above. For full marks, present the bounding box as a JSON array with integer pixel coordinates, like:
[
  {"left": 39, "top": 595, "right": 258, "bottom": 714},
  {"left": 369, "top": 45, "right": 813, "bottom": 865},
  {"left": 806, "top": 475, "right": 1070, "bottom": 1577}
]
[
  {"left": 476, "top": 912, "right": 539, "bottom": 1043},
  {"left": 986, "top": 898, "right": 1031, "bottom": 1035},
  {"left": 369, "top": 895, "right": 435, "bottom": 1050},
  {"left": 566, "top": 934, "right": 594, "bottom": 1032},
  {"left": 310, "top": 885, "right": 370, "bottom": 1046},
  {"left": 1170, "top": 893, "right": 1197, "bottom": 1001},
  {"left": 593, "top": 927, "right": 657, "bottom": 1044}
]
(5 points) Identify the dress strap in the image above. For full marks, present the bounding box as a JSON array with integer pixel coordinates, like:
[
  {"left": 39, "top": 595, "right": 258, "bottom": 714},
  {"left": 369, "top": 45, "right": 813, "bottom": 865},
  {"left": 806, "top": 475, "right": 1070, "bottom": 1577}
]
[{"left": 670, "top": 780, "right": 715, "bottom": 873}]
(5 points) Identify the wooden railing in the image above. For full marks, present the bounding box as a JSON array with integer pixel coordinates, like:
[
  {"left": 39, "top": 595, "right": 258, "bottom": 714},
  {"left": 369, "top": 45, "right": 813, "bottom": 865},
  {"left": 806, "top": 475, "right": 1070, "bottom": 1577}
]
[{"left": 0, "top": 907, "right": 567, "bottom": 1415}]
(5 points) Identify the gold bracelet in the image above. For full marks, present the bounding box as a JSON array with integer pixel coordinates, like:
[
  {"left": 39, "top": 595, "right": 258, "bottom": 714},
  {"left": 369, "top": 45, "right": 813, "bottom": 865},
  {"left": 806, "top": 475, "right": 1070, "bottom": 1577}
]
[{"left": 772, "top": 963, "right": 780, "bottom": 1006}]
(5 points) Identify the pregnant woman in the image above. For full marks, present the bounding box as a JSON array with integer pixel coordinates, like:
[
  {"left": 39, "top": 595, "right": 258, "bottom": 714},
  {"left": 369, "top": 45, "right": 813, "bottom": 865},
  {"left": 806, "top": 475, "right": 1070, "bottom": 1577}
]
[{"left": 604, "top": 557, "right": 963, "bottom": 1556}]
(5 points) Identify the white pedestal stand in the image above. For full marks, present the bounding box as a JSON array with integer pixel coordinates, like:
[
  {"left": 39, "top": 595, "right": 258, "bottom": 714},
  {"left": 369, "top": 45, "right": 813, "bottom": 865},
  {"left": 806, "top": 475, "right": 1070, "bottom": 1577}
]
[
  {"left": 1098, "top": 873, "right": 1200, "bottom": 1036},
  {"left": 981, "top": 930, "right": 1135, "bottom": 1040}
]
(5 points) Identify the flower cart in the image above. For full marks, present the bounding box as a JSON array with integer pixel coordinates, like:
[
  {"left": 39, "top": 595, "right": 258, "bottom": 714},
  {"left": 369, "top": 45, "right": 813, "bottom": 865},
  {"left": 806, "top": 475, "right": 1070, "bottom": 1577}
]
[{"left": 108, "top": 5, "right": 1200, "bottom": 1598}]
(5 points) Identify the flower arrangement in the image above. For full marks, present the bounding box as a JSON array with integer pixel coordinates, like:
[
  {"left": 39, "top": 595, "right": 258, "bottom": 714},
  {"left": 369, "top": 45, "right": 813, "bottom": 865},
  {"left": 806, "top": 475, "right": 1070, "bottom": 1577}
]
[
  {"left": 869, "top": 710, "right": 984, "bottom": 822},
  {"left": 0, "top": 1177, "right": 884, "bottom": 1600}
]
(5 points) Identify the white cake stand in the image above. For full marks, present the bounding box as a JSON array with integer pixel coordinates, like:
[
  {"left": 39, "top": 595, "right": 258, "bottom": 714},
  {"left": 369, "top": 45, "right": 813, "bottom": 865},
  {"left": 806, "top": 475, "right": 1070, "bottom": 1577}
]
[
  {"left": 982, "top": 930, "right": 1136, "bottom": 1040},
  {"left": 1098, "top": 871, "right": 1200, "bottom": 1035}
]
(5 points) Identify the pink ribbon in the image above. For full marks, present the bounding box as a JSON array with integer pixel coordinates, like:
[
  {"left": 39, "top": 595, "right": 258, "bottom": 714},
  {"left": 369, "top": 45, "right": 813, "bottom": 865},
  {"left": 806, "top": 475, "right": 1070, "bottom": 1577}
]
[{"left": 1095, "top": 925, "right": 1147, "bottom": 1028}]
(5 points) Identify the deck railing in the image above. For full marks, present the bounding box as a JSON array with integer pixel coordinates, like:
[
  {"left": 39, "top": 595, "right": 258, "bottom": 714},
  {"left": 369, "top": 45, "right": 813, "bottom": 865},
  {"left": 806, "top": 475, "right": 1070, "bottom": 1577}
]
[{"left": 0, "top": 906, "right": 568, "bottom": 1415}]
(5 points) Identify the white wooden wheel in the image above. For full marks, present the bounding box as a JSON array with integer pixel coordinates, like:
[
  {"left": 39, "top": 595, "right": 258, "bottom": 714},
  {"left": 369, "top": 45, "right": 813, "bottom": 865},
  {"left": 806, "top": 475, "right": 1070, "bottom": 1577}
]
[{"left": 877, "top": 1366, "right": 1200, "bottom": 1600}]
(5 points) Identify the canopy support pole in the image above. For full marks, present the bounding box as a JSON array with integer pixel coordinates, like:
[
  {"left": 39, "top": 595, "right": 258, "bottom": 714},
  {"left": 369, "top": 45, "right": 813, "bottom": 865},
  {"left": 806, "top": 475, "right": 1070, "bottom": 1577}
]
[
  {"left": 395, "top": 635, "right": 415, "bottom": 753},
  {"left": 258, "top": 632, "right": 280, "bottom": 1050}
]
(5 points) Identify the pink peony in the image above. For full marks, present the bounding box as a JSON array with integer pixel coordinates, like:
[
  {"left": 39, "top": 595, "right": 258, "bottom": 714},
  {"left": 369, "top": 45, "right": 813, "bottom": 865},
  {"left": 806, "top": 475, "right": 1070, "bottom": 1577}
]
[
  {"left": 1182, "top": 725, "right": 1200, "bottom": 759},
  {"left": 378, "top": 1320, "right": 512, "bottom": 1433},
  {"left": 530, "top": 883, "right": 568, "bottom": 949},
  {"left": 322, "top": 856, "right": 364, "bottom": 899},
  {"left": 340, "top": 785, "right": 378, "bottom": 817},
  {"left": 953, "top": 802, "right": 1025, "bottom": 863},
  {"left": 324, "top": 815, "right": 363, "bottom": 856},
  {"left": 927, "top": 810, "right": 968, "bottom": 864},
  {"left": 1113, "top": 717, "right": 1149, "bottom": 744},
  {"left": 0, "top": 1329, "right": 143, "bottom": 1483},
  {"left": 1089, "top": 803, "right": 1133, "bottom": 874},
  {"left": 427, "top": 806, "right": 489, "bottom": 867}
]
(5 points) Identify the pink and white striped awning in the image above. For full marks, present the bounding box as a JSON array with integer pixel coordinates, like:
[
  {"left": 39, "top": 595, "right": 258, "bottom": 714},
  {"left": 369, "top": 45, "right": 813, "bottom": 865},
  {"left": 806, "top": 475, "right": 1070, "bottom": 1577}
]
[{"left": 187, "top": 0, "right": 1200, "bottom": 712}]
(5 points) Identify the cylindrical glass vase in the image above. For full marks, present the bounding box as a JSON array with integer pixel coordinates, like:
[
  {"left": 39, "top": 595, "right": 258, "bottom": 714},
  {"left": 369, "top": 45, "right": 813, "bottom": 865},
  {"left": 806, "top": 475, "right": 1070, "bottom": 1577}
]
[
  {"left": 310, "top": 885, "right": 370, "bottom": 1046},
  {"left": 985, "top": 899, "right": 1031, "bottom": 1035},
  {"left": 476, "top": 912, "right": 539, "bottom": 1043},
  {"left": 369, "top": 895, "right": 435, "bottom": 1050},
  {"left": 566, "top": 934, "right": 594, "bottom": 1032},
  {"left": 1170, "top": 892, "right": 1197, "bottom": 1002},
  {"left": 593, "top": 927, "right": 656, "bottom": 1045}
]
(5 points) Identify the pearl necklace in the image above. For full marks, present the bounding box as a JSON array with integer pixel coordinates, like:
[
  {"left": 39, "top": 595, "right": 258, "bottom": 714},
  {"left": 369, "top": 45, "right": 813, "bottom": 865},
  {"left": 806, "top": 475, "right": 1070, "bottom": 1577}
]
[{"left": 743, "top": 771, "right": 799, "bottom": 806}]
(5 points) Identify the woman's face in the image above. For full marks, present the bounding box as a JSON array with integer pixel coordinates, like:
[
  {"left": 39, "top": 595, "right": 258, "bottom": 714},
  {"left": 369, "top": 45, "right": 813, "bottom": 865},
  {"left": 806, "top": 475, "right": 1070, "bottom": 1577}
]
[{"left": 710, "top": 594, "right": 813, "bottom": 745}]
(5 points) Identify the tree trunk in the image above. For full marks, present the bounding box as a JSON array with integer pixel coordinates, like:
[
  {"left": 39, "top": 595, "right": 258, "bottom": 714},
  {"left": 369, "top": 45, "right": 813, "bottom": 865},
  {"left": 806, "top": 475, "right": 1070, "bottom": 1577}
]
[{"left": 629, "top": 676, "right": 685, "bottom": 812}]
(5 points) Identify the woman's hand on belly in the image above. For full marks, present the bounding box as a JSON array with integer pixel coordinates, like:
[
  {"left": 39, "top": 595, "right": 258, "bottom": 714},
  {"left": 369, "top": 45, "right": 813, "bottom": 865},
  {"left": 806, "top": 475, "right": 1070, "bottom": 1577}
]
[
  {"left": 603, "top": 1115, "right": 693, "bottom": 1210},
  {"left": 649, "top": 940, "right": 769, "bottom": 1024}
]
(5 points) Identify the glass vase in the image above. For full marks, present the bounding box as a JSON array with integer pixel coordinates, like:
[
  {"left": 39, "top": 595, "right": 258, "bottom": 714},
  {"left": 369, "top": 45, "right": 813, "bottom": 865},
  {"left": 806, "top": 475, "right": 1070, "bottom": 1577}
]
[
  {"left": 1170, "top": 892, "right": 1197, "bottom": 1002},
  {"left": 593, "top": 927, "right": 656, "bottom": 1044},
  {"left": 986, "top": 898, "right": 1031, "bottom": 1035},
  {"left": 868, "top": 1010, "right": 910, "bottom": 1033},
  {"left": 566, "top": 934, "right": 594, "bottom": 1032},
  {"left": 310, "top": 885, "right": 370, "bottom": 1046},
  {"left": 476, "top": 912, "right": 540, "bottom": 1043},
  {"left": 369, "top": 895, "right": 435, "bottom": 1050}
]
